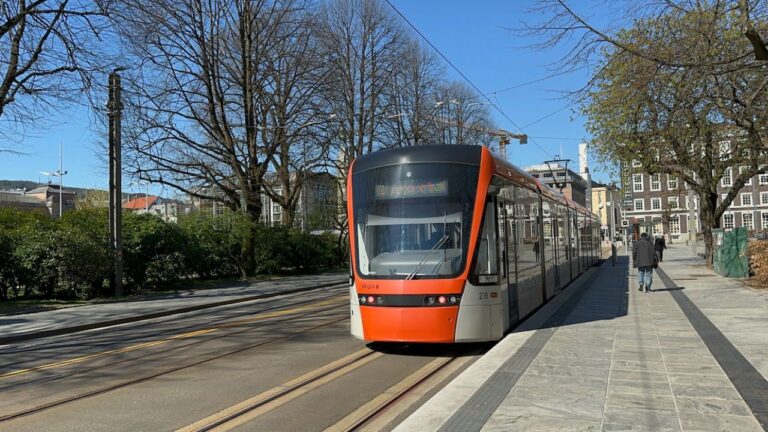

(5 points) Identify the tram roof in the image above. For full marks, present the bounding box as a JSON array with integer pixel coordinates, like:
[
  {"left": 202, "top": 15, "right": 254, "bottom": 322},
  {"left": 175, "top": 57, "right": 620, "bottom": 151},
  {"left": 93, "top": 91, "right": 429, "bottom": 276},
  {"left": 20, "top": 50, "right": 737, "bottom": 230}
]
[{"left": 351, "top": 144, "right": 482, "bottom": 174}]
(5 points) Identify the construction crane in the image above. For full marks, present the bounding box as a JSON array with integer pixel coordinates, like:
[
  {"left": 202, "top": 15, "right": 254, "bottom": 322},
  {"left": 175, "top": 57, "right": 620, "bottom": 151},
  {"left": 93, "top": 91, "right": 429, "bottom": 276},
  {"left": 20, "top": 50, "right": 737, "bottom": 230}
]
[{"left": 489, "top": 129, "right": 527, "bottom": 160}]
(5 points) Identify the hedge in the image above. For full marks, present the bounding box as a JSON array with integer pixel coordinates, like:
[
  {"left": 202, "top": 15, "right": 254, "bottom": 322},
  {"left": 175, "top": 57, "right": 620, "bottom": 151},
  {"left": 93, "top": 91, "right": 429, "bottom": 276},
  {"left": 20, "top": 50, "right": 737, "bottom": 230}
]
[{"left": 0, "top": 208, "right": 345, "bottom": 301}]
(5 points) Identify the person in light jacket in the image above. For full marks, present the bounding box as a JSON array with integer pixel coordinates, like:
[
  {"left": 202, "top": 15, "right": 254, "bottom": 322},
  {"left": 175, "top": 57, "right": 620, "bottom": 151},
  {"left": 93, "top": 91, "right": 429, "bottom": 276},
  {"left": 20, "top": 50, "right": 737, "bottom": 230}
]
[{"left": 633, "top": 232, "right": 657, "bottom": 292}]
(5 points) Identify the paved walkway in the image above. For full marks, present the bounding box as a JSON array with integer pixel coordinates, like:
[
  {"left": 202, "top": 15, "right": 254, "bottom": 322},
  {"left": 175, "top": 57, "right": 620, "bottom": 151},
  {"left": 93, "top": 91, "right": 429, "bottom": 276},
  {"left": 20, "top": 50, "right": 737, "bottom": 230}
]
[
  {"left": 0, "top": 273, "right": 345, "bottom": 344},
  {"left": 395, "top": 246, "right": 768, "bottom": 432}
]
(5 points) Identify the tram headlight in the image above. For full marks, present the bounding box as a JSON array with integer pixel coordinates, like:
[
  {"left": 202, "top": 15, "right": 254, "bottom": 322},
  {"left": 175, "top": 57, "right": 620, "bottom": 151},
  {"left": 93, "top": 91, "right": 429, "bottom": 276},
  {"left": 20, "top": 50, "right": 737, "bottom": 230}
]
[
  {"left": 367, "top": 295, "right": 375, "bottom": 304},
  {"left": 437, "top": 296, "right": 447, "bottom": 304},
  {"left": 359, "top": 295, "right": 367, "bottom": 304},
  {"left": 449, "top": 296, "right": 459, "bottom": 304}
]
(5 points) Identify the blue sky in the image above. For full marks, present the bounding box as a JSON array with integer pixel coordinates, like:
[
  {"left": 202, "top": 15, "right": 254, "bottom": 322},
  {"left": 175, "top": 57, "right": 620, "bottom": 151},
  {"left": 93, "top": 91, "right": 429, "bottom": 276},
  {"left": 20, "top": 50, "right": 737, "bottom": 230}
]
[{"left": 0, "top": 0, "right": 609, "bottom": 194}]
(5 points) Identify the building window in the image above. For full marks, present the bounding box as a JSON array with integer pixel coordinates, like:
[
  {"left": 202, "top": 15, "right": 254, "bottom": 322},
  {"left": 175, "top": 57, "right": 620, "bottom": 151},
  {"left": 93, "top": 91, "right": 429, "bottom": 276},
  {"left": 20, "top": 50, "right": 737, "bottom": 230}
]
[
  {"left": 651, "top": 197, "right": 661, "bottom": 210},
  {"left": 760, "top": 173, "right": 768, "bottom": 185},
  {"left": 739, "top": 166, "right": 752, "bottom": 186},
  {"left": 723, "top": 214, "right": 734, "bottom": 229},
  {"left": 633, "top": 174, "right": 643, "bottom": 192},
  {"left": 719, "top": 141, "right": 731, "bottom": 158},
  {"left": 667, "top": 175, "right": 678, "bottom": 189},
  {"left": 763, "top": 213, "right": 768, "bottom": 229},
  {"left": 741, "top": 193, "right": 752, "bottom": 207},
  {"left": 632, "top": 159, "right": 641, "bottom": 168},
  {"left": 761, "top": 192, "right": 768, "bottom": 205},
  {"left": 668, "top": 196, "right": 679, "bottom": 209},
  {"left": 743, "top": 213, "right": 754, "bottom": 230},
  {"left": 670, "top": 218, "right": 680, "bottom": 234},
  {"left": 634, "top": 198, "right": 644, "bottom": 211},
  {"left": 721, "top": 167, "right": 732, "bottom": 187},
  {"left": 650, "top": 174, "right": 661, "bottom": 191},
  {"left": 653, "top": 221, "right": 663, "bottom": 236}
]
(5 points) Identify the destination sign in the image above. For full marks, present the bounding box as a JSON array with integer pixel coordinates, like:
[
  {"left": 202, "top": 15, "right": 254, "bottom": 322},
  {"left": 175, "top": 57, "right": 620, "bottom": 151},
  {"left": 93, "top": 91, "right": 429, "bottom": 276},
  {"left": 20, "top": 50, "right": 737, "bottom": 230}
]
[{"left": 375, "top": 180, "right": 448, "bottom": 199}]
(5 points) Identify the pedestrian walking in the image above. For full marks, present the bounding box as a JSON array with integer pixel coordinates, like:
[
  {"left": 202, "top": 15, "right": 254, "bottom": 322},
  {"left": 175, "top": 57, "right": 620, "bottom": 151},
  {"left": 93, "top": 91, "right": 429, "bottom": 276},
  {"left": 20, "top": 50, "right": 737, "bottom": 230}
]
[
  {"left": 633, "top": 232, "right": 658, "bottom": 292},
  {"left": 533, "top": 237, "right": 540, "bottom": 262},
  {"left": 654, "top": 236, "right": 667, "bottom": 262}
]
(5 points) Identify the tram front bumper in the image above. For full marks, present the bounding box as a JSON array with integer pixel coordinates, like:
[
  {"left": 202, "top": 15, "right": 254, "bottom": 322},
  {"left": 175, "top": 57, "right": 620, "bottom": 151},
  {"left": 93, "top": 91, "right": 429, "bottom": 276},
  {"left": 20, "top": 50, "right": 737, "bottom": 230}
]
[{"left": 360, "top": 306, "right": 459, "bottom": 343}]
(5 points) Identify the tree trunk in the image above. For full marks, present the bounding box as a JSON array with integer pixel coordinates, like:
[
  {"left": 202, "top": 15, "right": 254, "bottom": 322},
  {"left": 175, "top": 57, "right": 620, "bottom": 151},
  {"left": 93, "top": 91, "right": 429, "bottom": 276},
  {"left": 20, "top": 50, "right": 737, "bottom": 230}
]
[{"left": 700, "top": 191, "right": 719, "bottom": 266}]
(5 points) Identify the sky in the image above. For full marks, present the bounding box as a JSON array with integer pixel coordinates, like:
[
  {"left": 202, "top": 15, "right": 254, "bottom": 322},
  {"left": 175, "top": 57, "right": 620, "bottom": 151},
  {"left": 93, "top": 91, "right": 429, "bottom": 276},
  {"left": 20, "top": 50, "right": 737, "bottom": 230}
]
[{"left": 0, "top": 0, "right": 610, "bottom": 195}]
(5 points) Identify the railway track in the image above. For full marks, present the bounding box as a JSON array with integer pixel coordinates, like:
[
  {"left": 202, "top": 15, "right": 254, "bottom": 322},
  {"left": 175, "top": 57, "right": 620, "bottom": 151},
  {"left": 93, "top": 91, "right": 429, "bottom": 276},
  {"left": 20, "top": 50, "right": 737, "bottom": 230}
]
[
  {"left": 0, "top": 296, "right": 349, "bottom": 423},
  {"left": 178, "top": 346, "right": 484, "bottom": 432}
]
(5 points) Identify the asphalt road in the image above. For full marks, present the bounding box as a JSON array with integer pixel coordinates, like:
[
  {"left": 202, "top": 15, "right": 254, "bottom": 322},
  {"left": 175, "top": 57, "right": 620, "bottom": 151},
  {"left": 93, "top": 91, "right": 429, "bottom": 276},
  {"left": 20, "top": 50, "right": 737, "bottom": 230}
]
[{"left": 0, "top": 284, "right": 482, "bottom": 432}]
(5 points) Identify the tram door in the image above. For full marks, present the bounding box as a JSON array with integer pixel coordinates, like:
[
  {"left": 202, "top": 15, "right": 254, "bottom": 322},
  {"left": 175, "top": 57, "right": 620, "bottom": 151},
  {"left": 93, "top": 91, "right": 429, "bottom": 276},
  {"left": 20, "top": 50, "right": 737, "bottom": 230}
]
[{"left": 498, "top": 199, "right": 519, "bottom": 326}]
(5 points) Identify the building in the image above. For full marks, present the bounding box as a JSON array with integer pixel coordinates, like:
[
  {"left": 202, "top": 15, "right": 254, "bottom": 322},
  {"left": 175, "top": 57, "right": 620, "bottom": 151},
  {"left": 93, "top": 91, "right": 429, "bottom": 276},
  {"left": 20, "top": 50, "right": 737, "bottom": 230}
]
[
  {"left": 525, "top": 162, "right": 588, "bottom": 207},
  {"left": 123, "top": 195, "right": 192, "bottom": 223},
  {"left": 622, "top": 162, "right": 768, "bottom": 241},
  {"left": 0, "top": 185, "right": 76, "bottom": 217},
  {"left": 189, "top": 172, "right": 339, "bottom": 230},
  {"left": 260, "top": 172, "right": 338, "bottom": 230},
  {"left": 0, "top": 189, "right": 49, "bottom": 214},
  {"left": 591, "top": 182, "right": 621, "bottom": 241}
]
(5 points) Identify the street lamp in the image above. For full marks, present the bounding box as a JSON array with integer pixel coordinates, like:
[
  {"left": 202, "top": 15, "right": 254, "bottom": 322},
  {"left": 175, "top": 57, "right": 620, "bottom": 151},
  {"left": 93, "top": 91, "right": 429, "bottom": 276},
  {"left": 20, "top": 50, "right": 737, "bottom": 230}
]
[{"left": 41, "top": 143, "right": 68, "bottom": 218}]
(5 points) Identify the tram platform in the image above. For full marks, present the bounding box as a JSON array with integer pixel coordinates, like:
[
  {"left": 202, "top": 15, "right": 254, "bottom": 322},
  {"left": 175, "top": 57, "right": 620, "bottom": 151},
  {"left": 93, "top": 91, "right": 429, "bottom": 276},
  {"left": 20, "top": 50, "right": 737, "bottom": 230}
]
[
  {"left": 394, "top": 246, "right": 768, "bottom": 432},
  {"left": 0, "top": 272, "right": 345, "bottom": 345}
]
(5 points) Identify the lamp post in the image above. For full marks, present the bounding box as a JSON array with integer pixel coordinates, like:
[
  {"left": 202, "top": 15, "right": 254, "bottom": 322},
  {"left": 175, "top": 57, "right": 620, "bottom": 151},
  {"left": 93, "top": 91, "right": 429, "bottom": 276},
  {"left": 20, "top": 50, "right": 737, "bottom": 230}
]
[{"left": 41, "top": 143, "right": 68, "bottom": 218}]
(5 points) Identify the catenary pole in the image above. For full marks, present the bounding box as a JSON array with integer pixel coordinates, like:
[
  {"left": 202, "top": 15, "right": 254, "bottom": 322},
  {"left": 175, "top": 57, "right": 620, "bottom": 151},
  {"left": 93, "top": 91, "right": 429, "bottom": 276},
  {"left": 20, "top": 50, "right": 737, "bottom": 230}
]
[{"left": 108, "top": 69, "right": 125, "bottom": 297}]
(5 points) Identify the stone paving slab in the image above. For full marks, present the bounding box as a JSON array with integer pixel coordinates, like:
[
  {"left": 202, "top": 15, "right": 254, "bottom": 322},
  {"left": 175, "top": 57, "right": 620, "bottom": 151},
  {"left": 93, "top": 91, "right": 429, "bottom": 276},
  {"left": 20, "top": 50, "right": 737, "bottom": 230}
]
[
  {"left": 394, "top": 246, "right": 768, "bottom": 432},
  {"left": 0, "top": 272, "right": 345, "bottom": 344}
]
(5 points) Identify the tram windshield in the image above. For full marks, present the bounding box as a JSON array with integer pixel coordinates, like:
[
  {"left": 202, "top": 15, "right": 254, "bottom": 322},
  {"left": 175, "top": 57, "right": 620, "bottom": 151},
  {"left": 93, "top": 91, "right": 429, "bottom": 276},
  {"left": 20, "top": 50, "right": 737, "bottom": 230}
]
[{"left": 353, "top": 163, "right": 479, "bottom": 279}]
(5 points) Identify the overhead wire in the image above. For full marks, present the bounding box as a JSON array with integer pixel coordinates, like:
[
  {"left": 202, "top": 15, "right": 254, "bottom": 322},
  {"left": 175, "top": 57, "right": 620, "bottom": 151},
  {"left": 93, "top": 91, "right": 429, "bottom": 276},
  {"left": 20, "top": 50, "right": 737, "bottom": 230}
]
[{"left": 383, "top": 0, "right": 554, "bottom": 158}]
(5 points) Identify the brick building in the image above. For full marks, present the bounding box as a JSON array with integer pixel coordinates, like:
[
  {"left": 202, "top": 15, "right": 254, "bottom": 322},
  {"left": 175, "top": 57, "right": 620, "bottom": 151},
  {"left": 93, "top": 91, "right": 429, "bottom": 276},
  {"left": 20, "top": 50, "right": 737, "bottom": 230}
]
[{"left": 623, "top": 161, "right": 768, "bottom": 241}]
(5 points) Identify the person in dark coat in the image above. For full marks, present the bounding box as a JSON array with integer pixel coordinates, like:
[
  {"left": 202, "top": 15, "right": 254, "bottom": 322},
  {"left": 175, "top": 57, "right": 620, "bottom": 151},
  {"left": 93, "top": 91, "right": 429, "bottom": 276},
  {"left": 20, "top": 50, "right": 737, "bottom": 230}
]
[
  {"left": 654, "top": 236, "right": 667, "bottom": 262},
  {"left": 633, "top": 232, "right": 657, "bottom": 292}
]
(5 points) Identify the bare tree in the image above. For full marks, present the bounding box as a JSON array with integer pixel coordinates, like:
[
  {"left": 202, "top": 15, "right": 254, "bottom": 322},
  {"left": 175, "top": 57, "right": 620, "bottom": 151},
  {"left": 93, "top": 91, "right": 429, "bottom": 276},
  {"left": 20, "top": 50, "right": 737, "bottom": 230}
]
[
  {"left": 315, "top": 0, "right": 405, "bottom": 252},
  {"left": 380, "top": 38, "right": 444, "bottom": 147},
  {"left": 114, "top": 0, "right": 308, "bottom": 274},
  {"left": 429, "top": 80, "right": 496, "bottom": 146},
  {"left": 0, "top": 0, "right": 111, "bottom": 145},
  {"left": 256, "top": 8, "right": 331, "bottom": 227}
]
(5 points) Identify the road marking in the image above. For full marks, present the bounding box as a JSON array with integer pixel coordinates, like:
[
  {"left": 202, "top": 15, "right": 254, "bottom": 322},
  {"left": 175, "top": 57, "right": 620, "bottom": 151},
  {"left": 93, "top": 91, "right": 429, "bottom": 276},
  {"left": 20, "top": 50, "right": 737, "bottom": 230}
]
[
  {"left": 0, "top": 296, "right": 347, "bottom": 380},
  {"left": 176, "top": 348, "right": 379, "bottom": 432}
]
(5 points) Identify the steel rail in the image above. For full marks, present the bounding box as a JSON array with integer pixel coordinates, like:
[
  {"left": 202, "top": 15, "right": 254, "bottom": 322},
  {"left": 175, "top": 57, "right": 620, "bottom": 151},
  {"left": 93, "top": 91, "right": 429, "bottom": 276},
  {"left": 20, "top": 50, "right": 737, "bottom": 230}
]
[{"left": 0, "top": 306, "right": 349, "bottom": 423}]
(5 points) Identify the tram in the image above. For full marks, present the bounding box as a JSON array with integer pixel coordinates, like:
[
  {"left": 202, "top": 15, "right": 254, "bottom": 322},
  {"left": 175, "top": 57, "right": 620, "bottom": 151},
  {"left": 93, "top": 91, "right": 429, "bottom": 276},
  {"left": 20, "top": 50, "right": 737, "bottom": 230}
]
[{"left": 347, "top": 145, "right": 601, "bottom": 343}]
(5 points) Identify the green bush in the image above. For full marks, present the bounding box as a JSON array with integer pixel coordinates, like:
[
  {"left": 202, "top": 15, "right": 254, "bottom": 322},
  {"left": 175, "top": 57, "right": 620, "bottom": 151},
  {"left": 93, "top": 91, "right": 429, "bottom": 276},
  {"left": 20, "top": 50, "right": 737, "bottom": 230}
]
[
  {"left": 122, "top": 213, "right": 189, "bottom": 291},
  {"left": 0, "top": 206, "right": 346, "bottom": 300},
  {"left": 178, "top": 212, "right": 249, "bottom": 279}
]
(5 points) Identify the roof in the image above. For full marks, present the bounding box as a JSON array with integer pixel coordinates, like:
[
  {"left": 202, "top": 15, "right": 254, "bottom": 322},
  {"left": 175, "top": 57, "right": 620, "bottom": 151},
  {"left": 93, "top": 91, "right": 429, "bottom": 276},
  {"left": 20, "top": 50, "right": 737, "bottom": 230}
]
[
  {"left": 123, "top": 196, "right": 159, "bottom": 209},
  {"left": 351, "top": 145, "right": 483, "bottom": 174},
  {"left": 27, "top": 185, "right": 78, "bottom": 195}
]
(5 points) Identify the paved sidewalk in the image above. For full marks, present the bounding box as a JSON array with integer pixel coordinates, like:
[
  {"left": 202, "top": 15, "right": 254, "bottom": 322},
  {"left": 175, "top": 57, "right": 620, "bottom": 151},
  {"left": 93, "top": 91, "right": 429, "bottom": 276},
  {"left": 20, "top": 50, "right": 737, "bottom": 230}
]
[
  {"left": 395, "top": 247, "right": 768, "bottom": 432},
  {"left": 0, "top": 272, "right": 345, "bottom": 345}
]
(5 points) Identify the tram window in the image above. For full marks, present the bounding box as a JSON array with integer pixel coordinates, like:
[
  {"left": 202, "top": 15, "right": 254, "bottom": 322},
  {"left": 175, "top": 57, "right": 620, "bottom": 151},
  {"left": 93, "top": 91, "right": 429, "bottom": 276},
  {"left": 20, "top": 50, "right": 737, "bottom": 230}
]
[
  {"left": 352, "top": 163, "right": 480, "bottom": 279},
  {"left": 474, "top": 201, "right": 498, "bottom": 278}
]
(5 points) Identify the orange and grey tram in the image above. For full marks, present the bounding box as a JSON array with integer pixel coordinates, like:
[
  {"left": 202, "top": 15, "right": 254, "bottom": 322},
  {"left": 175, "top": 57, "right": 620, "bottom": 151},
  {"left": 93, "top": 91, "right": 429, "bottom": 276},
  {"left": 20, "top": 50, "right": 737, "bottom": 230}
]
[{"left": 347, "top": 145, "right": 601, "bottom": 343}]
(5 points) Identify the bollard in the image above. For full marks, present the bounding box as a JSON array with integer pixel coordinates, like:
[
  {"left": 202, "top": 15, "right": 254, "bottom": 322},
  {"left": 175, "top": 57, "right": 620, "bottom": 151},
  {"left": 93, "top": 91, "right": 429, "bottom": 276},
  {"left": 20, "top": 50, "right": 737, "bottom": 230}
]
[{"left": 611, "top": 243, "right": 617, "bottom": 266}]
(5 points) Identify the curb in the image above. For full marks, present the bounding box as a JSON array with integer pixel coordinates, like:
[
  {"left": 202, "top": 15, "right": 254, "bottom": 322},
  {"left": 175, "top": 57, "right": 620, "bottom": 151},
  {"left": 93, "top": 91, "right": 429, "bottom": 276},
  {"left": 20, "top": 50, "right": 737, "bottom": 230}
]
[{"left": 0, "top": 279, "right": 347, "bottom": 345}]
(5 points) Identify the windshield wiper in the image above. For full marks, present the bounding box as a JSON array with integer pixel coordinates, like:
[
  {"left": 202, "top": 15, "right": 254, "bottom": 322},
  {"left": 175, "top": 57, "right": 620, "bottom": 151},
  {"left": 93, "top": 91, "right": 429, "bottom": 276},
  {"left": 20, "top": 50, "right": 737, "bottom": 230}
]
[{"left": 406, "top": 235, "right": 449, "bottom": 280}]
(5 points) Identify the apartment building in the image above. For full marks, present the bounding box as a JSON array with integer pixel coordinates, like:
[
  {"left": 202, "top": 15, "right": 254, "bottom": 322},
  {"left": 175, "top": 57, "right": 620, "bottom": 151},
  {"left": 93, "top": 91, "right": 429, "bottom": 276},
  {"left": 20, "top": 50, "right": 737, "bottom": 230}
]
[{"left": 623, "top": 162, "right": 768, "bottom": 241}]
